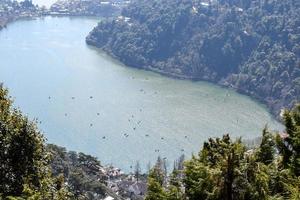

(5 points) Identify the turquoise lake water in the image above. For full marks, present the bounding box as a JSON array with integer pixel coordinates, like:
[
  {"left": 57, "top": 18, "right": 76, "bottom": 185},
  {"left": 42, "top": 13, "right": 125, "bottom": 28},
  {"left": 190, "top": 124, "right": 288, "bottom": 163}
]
[{"left": 0, "top": 17, "right": 283, "bottom": 171}]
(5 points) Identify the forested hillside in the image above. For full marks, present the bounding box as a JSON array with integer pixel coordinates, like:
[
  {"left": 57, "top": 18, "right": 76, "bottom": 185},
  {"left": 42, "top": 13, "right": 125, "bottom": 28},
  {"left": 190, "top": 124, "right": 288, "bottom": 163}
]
[{"left": 86, "top": 0, "right": 300, "bottom": 117}]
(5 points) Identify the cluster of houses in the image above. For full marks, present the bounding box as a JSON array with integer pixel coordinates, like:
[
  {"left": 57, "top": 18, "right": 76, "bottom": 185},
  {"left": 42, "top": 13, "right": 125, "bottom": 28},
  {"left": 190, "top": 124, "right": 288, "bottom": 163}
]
[
  {"left": 50, "top": 0, "right": 130, "bottom": 17},
  {"left": 0, "top": 0, "right": 131, "bottom": 29},
  {"left": 101, "top": 165, "right": 147, "bottom": 200},
  {"left": 0, "top": 0, "right": 47, "bottom": 29}
]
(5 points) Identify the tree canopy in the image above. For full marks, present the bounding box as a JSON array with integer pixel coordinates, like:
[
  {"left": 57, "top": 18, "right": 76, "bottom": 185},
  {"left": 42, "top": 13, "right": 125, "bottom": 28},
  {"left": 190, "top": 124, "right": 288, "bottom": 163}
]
[
  {"left": 87, "top": 0, "right": 300, "bottom": 117},
  {"left": 0, "top": 84, "right": 71, "bottom": 199}
]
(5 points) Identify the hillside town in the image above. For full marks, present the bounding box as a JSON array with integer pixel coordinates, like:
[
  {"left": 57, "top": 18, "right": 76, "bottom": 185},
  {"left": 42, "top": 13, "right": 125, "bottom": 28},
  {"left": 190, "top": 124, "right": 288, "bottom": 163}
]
[
  {"left": 0, "top": 0, "right": 46, "bottom": 29},
  {"left": 103, "top": 165, "right": 147, "bottom": 200},
  {"left": 0, "top": 0, "right": 130, "bottom": 29},
  {"left": 50, "top": 0, "right": 130, "bottom": 17}
]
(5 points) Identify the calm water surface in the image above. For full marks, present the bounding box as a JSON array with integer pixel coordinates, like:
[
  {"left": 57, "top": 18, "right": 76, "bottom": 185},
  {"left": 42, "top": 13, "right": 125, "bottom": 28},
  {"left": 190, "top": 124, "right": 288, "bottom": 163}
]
[{"left": 0, "top": 17, "right": 283, "bottom": 171}]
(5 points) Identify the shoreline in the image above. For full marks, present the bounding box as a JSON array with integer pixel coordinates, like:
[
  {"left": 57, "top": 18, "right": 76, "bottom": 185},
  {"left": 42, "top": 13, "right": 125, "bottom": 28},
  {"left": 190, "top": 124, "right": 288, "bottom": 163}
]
[
  {"left": 86, "top": 40, "right": 282, "bottom": 122},
  {"left": 0, "top": 15, "right": 283, "bottom": 189},
  {"left": 1, "top": 14, "right": 282, "bottom": 123},
  {"left": 0, "top": 13, "right": 47, "bottom": 30}
]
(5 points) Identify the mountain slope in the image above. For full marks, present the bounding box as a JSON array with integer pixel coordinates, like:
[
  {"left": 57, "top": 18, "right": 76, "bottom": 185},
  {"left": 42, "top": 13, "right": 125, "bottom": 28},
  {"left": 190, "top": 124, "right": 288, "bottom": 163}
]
[{"left": 86, "top": 0, "right": 300, "bottom": 117}]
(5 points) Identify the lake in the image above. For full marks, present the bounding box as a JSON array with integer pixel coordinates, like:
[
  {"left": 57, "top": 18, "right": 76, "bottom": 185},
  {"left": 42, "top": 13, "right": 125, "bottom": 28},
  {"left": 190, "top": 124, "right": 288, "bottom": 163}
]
[{"left": 0, "top": 17, "right": 283, "bottom": 172}]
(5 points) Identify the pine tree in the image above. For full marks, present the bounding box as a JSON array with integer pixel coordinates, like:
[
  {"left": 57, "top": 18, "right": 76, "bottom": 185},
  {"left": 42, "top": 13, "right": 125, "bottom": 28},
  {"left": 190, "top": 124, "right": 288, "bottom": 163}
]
[
  {"left": 243, "top": 154, "right": 270, "bottom": 200},
  {"left": 145, "top": 165, "right": 166, "bottom": 200},
  {"left": 277, "top": 104, "right": 300, "bottom": 176},
  {"left": 184, "top": 135, "right": 251, "bottom": 200},
  {"left": 184, "top": 155, "right": 217, "bottom": 200},
  {"left": 135, "top": 161, "right": 141, "bottom": 182},
  {"left": 166, "top": 169, "right": 184, "bottom": 200},
  {"left": 256, "top": 127, "right": 275, "bottom": 165}
]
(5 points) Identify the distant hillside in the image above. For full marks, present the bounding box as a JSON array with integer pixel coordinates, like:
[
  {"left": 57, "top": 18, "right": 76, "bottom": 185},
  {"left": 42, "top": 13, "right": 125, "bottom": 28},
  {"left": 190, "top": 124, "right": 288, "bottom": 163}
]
[
  {"left": 50, "top": 0, "right": 126, "bottom": 17},
  {"left": 86, "top": 0, "right": 300, "bottom": 117}
]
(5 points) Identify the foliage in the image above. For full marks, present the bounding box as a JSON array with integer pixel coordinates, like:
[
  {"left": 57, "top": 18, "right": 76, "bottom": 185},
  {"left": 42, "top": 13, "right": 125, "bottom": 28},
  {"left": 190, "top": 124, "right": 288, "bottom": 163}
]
[
  {"left": 276, "top": 104, "right": 300, "bottom": 176},
  {"left": 86, "top": 0, "right": 300, "bottom": 117},
  {"left": 256, "top": 127, "right": 275, "bottom": 165},
  {"left": 47, "top": 144, "right": 109, "bottom": 199},
  {"left": 145, "top": 104, "right": 300, "bottom": 200},
  {"left": 145, "top": 166, "right": 166, "bottom": 200},
  {"left": 145, "top": 156, "right": 186, "bottom": 200},
  {"left": 0, "top": 85, "right": 71, "bottom": 199},
  {"left": 48, "top": 144, "right": 131, "bottom": 200}
]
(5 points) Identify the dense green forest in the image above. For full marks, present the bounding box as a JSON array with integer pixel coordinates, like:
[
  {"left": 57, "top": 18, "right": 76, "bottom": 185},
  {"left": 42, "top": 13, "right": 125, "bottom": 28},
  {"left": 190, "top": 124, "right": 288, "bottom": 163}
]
[
  {"left": 47, "top": 144, "right": 116, "bottom": 199},
  {"left": 86, "top": 0, "right": 300, "bottom": 117}
]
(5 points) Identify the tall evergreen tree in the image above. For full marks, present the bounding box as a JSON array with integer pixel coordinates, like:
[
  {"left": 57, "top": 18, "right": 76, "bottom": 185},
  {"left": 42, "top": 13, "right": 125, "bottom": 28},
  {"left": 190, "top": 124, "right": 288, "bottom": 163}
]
[
  {"left": 256, "top": 127, "right": 275, "bottom": 165},
  {"left": 145, "top": 165, "right": 166, "bottom": 200},
  {"left": 135, "top": 161, "right": 141, "bottom": 182},
  {"left": 184, "top": 135, "right": 248, "bottom": 200},
  {"left": 166, "top": 169, "right": 184, "bottom": 200},
  {"left": 276, "top": 104, "right": 300, "bottom": 176}
]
